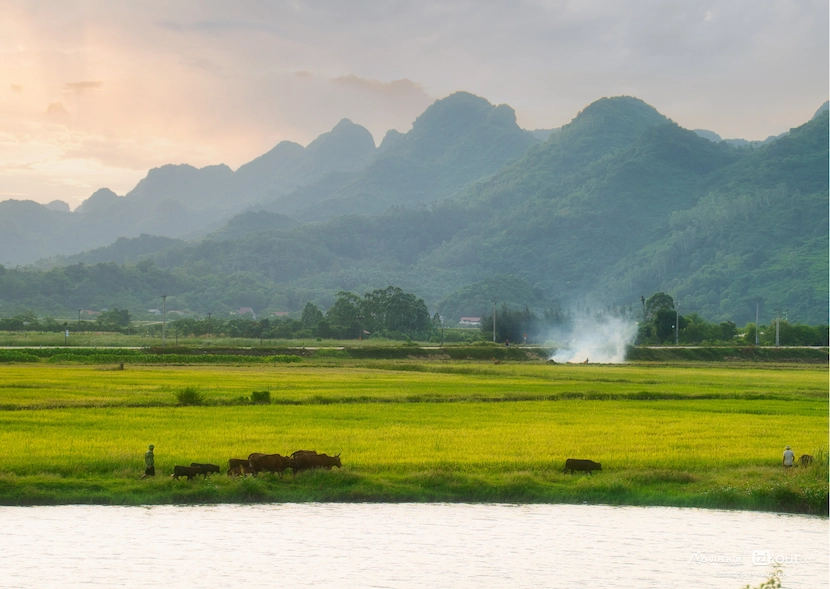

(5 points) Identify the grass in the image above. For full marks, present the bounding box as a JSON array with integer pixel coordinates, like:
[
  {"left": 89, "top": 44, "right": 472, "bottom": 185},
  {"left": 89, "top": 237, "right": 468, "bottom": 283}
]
[
  {"left": 0, "top": 362, "right": 826, "bottom": 409},
  {"left": 0, "top": 360, "right": 826, "bottom": 513}
]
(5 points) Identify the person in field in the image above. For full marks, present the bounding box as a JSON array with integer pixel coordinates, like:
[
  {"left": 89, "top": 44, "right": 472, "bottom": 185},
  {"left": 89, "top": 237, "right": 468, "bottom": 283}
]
[
  {"left": 141, "top": 444, "right": 156, "bottom": 478},
  {"left": 782, "top": 445, "right": 794, "bottom": 468}
]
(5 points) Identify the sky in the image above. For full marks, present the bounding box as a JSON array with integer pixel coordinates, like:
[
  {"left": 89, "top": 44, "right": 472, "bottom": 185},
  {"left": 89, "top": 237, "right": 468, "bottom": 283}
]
[{"left": 1, "top": 0, "right": 827, "bottom": 209}]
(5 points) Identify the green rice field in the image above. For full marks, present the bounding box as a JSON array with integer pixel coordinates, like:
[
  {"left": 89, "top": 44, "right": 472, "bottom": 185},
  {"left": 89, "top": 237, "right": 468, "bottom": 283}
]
[{"left": 0, "top": 357, "right": 827, "bottom": 513}]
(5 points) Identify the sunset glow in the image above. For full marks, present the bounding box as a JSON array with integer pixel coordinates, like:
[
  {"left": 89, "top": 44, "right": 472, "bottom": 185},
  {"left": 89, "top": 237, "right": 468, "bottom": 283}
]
[{"left": 2, "top": 1, "right": 827, "bottom": 208}]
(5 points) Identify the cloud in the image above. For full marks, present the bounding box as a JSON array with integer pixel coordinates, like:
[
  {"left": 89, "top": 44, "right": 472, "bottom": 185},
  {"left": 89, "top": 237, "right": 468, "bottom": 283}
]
[
  {"left": 61, "top": 135, "right": 211, "bottom": 171},
  {"left": 46, "top": 102, "right": 68, "bottom": 116},
  {"left": 63, "top": 81, "right": 103, "bottom": 93},
  {"left": 0, "top": 162, "right": 37, "bottom": 172},
  {"left": 2, "top": 0, "right": 826, "bottom": 207},
  {"left": 156, "top": 18, "right": 285, "bottom": 36},
  {"left": 332, "top": 75, "right": 429, "bottom": 102}
]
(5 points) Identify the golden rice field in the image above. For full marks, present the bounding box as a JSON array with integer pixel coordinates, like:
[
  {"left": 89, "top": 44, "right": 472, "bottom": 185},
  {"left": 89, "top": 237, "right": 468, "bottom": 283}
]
[
  {"left": 1, "top": 361, "right": 825, "bottom": 408},
  {"left": 0, "top": 359, "right": 826, "bottom": 512}
]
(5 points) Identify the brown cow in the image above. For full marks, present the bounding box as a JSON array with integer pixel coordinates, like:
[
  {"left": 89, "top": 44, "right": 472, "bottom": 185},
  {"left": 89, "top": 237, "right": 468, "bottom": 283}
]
[
  {"left": 171, "top": 465, "right": 201, "bottom": 480},
  {"left": 563, "top": 458, "right": 602, "bottom": 475},
  {"left": 228, "top": 464, "right": 254, "bottom": 476},
  {"left": 228, "top": 458, "right": 253, "bottom": 476},
  {"left": 293, "top": 451, "right": 342, "bottom": 473},
  {"left": 190, "top": 463, "right": 220, "bottom": 478},
  {"left": 799, "top": 454, "right": 814, "bottom": 467},
  {"left": 249, "top": 453, "right": 296, "bottom": 476}
]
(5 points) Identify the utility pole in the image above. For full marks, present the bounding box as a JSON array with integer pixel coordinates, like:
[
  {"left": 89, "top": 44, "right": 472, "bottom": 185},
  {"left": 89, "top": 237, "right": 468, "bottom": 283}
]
[
  {"left": 78, "top": 309, "right": 82, "bottom": 332},
  {"left": 492, "top": 298, "right": 498, "bottom": 343},
  {"left": 206, "top": 312, "right": 213, "bottom": 338},
  {"left": 675, "top": 302, "right": 681, "bottom": 345},
  {"left": 775, "top": 308, "right": 781, "bottom": 348},
  {"left": 161, "top": 294, "right": 167, "bottom": 346},
  {"left": 641, "top": 295, "right": 646, "bottom": 322},
  {"left": 755, "top": 299, "right": 760, "bottom": 346}
]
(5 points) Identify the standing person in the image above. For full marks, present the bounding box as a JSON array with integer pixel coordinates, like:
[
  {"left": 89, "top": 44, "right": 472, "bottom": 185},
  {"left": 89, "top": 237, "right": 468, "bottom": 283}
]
[
  {"left": 141, "top": 444, "right": 155, "bottom": 478},
  {"left": 782, "top": 445, "right": 795, "bottom": 468}
]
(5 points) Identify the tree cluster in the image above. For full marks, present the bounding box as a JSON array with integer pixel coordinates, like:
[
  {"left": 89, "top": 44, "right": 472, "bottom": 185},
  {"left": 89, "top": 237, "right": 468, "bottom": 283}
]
[
  {"left": 479, "top": 303, "right": 572, "bottom": 344},
  {"left": 636, "top": 292, "right": 827, "bottom": 345},
  {"left": 146, "top": 286, "right": 433, "bottom": 341},
  {"left": 311, "top": 286, "right": 432, "bottom": 340}
]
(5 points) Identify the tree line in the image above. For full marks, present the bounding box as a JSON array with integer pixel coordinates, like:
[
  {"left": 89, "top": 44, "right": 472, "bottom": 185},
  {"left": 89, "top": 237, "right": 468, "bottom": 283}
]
[
  {"left": 1, "top": 289, "right": 826, "bottom": 346},
  {"left": 476, "top": 292, "right": 827, "bottom": 346},
  {"left": 0, "top": 286, "right": 434, "bottom": 342}
]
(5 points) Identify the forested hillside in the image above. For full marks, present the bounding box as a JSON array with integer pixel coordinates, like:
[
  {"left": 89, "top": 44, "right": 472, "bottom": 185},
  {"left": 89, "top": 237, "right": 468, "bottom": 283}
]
[
  {"left": 258, "top": 91, "right": 539, "bottom": 220},
  {"left": 0, "top": 95, "right": 826, "bottom": 326}
]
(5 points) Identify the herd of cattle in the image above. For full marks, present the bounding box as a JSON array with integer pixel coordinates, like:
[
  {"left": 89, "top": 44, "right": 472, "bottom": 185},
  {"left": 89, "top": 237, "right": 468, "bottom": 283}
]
[
  {"left": 172, "top": 453, "right": 816, "bottom": 480},
  {"left": 171, "top": 450, "right": 342, "bottom": 480},
  {"left": 171, "top": 455, "right": 599, "bottom": 480}
]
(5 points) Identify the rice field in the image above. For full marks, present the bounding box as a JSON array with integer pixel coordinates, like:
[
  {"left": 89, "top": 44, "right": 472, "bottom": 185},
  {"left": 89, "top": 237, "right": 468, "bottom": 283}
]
[
  {"left": 0, "top": 360, "right": 826, "bottom": 512},
  {"left": 0, "top": 361, "right": 825, "bottom": 408}
]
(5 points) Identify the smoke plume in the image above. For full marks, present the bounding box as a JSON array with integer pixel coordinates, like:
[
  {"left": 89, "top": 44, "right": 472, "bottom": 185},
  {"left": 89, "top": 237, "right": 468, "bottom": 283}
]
[{"left": 548, "top": 314, "right": 637, "bottom": 364}]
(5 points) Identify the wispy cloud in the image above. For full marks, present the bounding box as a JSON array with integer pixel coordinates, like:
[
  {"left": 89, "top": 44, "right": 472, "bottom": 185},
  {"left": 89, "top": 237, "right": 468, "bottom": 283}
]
[
  {"left": 0, "top": 162, "right": 38, "bottom": 172},
  {"left": 156, "top": 18, "right": 286, "bottom": 36},
  {"left": 332, "top": 75, "right": 429, "bottom": 102},
  {"left": 46, "top": 102, "right": 68, "bottom": 116},
  {"left": 63, "top": 81, "right": 103, "bottom": 93}
]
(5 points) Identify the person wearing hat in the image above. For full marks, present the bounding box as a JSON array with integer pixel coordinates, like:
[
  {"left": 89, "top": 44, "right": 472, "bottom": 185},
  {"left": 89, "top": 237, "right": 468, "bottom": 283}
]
[
  {"left": 782, "top": 445, "right": 794, "bottom": 468},
  {"left": 141, "top": 444, "right": 156, "bottom": 478}
]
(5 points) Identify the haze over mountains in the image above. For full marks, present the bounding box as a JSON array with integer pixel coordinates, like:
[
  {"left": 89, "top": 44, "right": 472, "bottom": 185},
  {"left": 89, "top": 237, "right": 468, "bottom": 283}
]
[{"left": 0, "top": 93, "right": 827, "bottom": 325}]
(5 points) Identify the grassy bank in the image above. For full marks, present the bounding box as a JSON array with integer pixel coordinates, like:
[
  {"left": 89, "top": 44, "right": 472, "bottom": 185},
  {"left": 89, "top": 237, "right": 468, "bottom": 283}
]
[
  {"left": 2, "top": 466, "right": 825, "bottom": 514},
  {"left": 0, "top": 361, "right": 826, "bottom": 513}
]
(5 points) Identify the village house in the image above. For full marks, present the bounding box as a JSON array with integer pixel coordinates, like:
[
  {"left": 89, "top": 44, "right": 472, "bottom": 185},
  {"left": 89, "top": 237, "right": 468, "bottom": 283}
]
[{"left": 459, "top": 317, "right": 482, "bottom": 328}]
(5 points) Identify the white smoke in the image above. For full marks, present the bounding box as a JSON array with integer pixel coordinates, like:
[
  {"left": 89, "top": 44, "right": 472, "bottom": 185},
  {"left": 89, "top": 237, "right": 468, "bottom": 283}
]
[{"left": 548, "top": 314, "right": 638, "bottom": 364}]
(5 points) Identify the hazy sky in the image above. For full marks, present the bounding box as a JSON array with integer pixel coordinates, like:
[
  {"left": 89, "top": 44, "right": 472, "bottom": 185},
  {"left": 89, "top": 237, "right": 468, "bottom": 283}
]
[{"left": 2, "top": 0, "right": 827, "bottom": 208}]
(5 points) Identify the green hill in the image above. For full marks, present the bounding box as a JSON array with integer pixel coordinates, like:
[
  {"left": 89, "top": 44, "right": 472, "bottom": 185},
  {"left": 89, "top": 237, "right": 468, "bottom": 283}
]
[
  {"left": 0, "top": 96, "right": 826, "bottom": 327},
  {"left": 266, "top": 92, "right": 539, "bottom": 220}
]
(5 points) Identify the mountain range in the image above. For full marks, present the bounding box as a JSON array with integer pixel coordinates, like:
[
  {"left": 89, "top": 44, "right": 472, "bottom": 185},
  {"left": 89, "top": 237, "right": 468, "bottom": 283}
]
[{"left": 0, "top": 94, "right": 827, "bottom": 326}]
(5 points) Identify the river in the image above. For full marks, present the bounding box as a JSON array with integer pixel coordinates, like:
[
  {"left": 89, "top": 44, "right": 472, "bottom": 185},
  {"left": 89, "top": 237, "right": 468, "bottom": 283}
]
[{"left": 0, "top": 503, "right": 826, "bottom": 588}]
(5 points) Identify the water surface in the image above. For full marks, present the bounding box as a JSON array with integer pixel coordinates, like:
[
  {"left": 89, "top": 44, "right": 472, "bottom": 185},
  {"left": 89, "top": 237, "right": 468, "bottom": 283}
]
[{"left": 0, "top": 503, "right": 826, "bottom": 588}]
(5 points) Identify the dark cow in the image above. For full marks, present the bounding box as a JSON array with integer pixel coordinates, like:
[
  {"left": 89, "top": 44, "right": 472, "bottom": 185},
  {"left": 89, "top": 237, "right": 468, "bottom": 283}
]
[
  {"left": 799, "top": 454, "right": 814, "bottom": 467},
  {"left": 228, "top": 458, "right": 253, "bottom": 476},
  {"left": 171, "top": 465, "right": 201, "bottom": 480},
  {"left": 291, "top": 450, "right": 317, "bottom": 458},
  {"left": 293, "top": 451, "right": 342, "bottom": 473},
  {"left": 248, "top": 453, "right": 296, "bottom": 476},
  {"left": 191, "top": 463, "right": 220, "bottom": 478},
  {"left": 563, "top": 458, "right": 602, "bottom": 475},
  {"left": 228, "top": 463, "right": 254, "bottom": 476}
]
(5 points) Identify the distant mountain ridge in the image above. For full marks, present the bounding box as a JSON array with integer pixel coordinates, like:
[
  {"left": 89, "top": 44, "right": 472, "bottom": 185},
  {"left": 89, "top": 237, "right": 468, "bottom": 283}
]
[
  {"left": 1, "top": 94, "right": 826, "bottom": 326},
  {"left": 0, "top": 119, "right": 379, "bottom": 265},
  {"left": 0, "top": 93, "right": 540, "bottom": 264},
  {"left": 260, "top": 92, "right": 540, "bottom": 220}
]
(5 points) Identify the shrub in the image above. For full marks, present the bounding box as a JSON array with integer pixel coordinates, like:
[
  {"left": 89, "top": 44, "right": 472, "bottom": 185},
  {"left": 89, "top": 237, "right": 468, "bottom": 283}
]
[
  {"left": 250, "top": 390, "right": 271, "bottom": 405},
  {"left": 0, "top": 351, "right": 41, "bottom": 363},
  {"left": 176, "top": 387, "right": 204, "bottom": 406}
]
